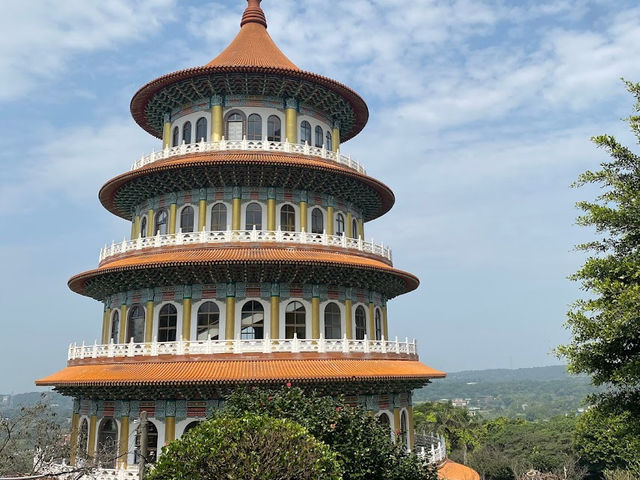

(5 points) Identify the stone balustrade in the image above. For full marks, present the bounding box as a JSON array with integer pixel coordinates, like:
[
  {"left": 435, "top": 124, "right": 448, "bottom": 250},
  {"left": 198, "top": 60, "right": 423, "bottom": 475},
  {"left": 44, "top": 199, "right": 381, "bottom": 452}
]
[
  {"left": 130, "top": 138, "right": 366, "bottom": 174},
  {"left": 68, "top": 335, "right": 417, "bottom": 361},
  {"left": 99, "top": 228, "right": 392, "bottom": 263},
  {"left": 415, "top": 434, "right": 447, "bottom": 464}
]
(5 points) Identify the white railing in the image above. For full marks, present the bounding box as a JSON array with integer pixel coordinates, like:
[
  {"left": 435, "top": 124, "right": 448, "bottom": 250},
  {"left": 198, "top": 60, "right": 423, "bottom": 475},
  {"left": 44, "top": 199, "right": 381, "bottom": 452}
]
[
  {"left": 68, "top": 335, "right": 417, "bottom": 361},
  {"left": 40, "top": 464, "right": 139, "bottom": 480},
  {"left": 416, "top": 434, "right": 447, "bottom": 464},
  {"left": 99, "top": 228, "right": 392, "bottom": 263},
  {"left": 130, "top": 137, "right": 366, "bottom": 174}
]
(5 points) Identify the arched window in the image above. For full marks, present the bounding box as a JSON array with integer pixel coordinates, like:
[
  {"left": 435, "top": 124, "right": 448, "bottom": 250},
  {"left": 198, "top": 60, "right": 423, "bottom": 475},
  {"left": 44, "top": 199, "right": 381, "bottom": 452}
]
[
  {"left": 227, "top": 112, "right": 243, "bottom": 140},
  {"left": 183, "top": 421, "right": 201, "bottom": 435},
  {"left": 134, "top": 421, "right": 158, "bottom": 464},
  {"left": 375, "top": 309, "right": 383, "bottom": 340},
  {"left": 241, "top": 301, "right": 264, "bottom": 340},
  {"left": 211, "top": 203, "right": 227, "bottom": 231},
  {"left": 182, "top": 121, "right": 192, "bottom": 144},
  {"left": 154, "top": 208, "right": 168, "bottom": 235},
  {"left": 352, "top": 218, "right": 358, "bottom": 239},
  {"left": 78, "top": 418, "right": 89, "bottom": 454},
  {"left": 180, "top": 206, "right": 194, "bottom": 233},
  {"left": 247, "top": 114, "right": 262, "bottom": 141},
  {"left": 110, "top": 310, "right": 120, "bottom": 343},
  {"left": 140, "top": 217, "right": 147, "bottom": 238},
  {"left": 326, "top": 130, "right": 332, "bottom": 151},
  {"left": 315, "top": 125, "right": 323, "bottom": 147},
  {"left": 336, "top": 213, "right": 345, "bottom": 236},
  {"left": 267, "top": 115, "right": 281, "bottom": 142},
  {"left": 172, "top": 126, "right": 179, "bottom": 147},
  {"left": 355, "top": 306, "right": 366, "bottom": 340},
  {"left": 195, "top": 117, "right": 207, "bottom": 142},
  {"left": 126, "top": 305, "right": 145, "bottom": 343},
  {"left": 158, "top": 304, "right": 177, "bottom": 342},
  {"left": 324, "top": 302, "right": 341, "bottom": 339},
  {"left": 400, "top": 410, "right": 408, "bottom": 447},
  {"left": 377, "top": 412, "right": 391, "bottom": 429},
  {"left": 311, "top": 208, "right": 323, "bottom": 234},
  {"left": 300, "top": 121, "right": 311, "bottom": 145},
  {"left": 285, "top": 301, "right": 306, "bottom": 339},
  {"left": 197, "top": 302, "right": 220, "bottom": 340},
  {"left": 246, "top": 202, "right": 262, "bottom": 230},
  {"left": 280, "top": 204, "right": 295, "bottom": 232},
  {"left": 96, "top": 418, "right": 118, "bottom": 468}
]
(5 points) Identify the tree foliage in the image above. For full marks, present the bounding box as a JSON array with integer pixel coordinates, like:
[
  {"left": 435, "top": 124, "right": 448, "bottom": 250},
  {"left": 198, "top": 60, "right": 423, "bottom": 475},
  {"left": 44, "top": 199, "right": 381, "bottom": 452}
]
[
  {"left": 557, "top": 79, "right": 640, "bottom": 472},
  {"left": 147, "top": 412, "right": 341, "bottom": 480},
  {"left": 217, "top": 387, "right": 435, "bottom": 480}
]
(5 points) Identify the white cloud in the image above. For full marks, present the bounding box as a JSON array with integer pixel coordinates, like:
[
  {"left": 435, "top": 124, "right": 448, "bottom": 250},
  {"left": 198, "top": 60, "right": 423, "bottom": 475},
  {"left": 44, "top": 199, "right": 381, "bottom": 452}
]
[{"left": 0, "top": 0, "right": 176, "bottom": 101}]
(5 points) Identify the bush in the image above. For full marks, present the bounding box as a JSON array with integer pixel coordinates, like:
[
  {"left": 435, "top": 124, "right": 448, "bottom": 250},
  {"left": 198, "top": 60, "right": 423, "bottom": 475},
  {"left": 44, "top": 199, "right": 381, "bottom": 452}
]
[
  {"left": 219, "top": 387, "right": 434, "bottom": 480},
  {"left": 147, "top": 412, "right": 341, "bottom": 480}
]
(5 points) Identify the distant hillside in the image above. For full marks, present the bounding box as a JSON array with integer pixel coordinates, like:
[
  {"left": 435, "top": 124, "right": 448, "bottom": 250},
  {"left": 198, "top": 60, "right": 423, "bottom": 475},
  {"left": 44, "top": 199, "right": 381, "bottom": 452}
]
[
  {"left": 415, "top": 365, "right": 597, "bottom": 419},
  {"left": 0, "top": 391, "right": 73, "bottom": 419}
]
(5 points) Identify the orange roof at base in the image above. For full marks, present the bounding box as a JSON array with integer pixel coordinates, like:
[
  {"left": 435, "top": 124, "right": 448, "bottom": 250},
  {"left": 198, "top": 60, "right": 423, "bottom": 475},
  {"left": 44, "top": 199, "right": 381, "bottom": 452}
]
[
  {"left": 438, "top": 460, "right": 481, "bottom": 480},
  {"left": 36, "top": 358, "right": 444, "bottom": 387}
]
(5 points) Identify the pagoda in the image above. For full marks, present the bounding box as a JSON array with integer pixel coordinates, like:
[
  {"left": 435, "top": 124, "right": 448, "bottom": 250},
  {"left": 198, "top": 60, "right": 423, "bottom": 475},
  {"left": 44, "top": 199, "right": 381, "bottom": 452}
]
[{"left": 37, "top": 0, "right": 448, "bottom": 472}]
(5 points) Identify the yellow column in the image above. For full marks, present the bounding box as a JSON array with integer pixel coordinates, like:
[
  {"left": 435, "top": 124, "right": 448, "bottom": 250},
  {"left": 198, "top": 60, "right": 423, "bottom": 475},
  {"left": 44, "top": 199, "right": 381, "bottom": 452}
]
[
  {"left": 232, "top": 197, "right": 241, "bottom": 230},
  {"left": 165, "top": 416, "right": 176, "bottom": 444},
  {"left": 198, "top": 199, "right": 207, "bottom": 231},
  {"left": 408, "top": 406, "right": 415, "bottom": 449},
  {"left": 311, "top": 296, "right": 320, "bottom": 339},
  {"left": 345, "top": 299, "right": 353, "bottom": 339},
  {"left": 225, "top": 292, "right": 236, "bottom": 340},
  {"left": 133, "top": 215, "right": 140, "bottom": 240},
  {"left": 87, "top": 414, "right": 97, "bottom": 458},
  {"left": 285, "top": 98, "right": 298, "bottom": 143},
  {"left": 182, "top": 297, "right": 192, "bottom": 340},
  {"left": 118, "top": 417, "right": 129, "bottom": 469},
  {"left": 300, "top": 200, "right": 307, "bottom": 231},
  {"left": 327, "top": 206, "right": 334, "bottom": 235},
  {"left": 211, "top": 96, "right": 223, "bottom": 141},
  {"left": 382, "top": 305, "right": 389, "bottom": 340},
  {"left": 270, "top": 292, "right": 280, "bottom": 339},
  {"left": 70, "top": 412, "right": 79, "bottom": 465},
  {"left": 119, "top": 304, "right": 128, "bottom": 344},
  {"left": 346, "top": 212, "right": 353, "bottom": 238},
  {"left": 393, "top": 408, "right": 401, "bottom": 440},
  {"left": 368, "top": 302, "right": 375, "bottom": 339},
  {"left": 162, "top": 114, "right": 172, "bottom": 149},
  {"left": 145, "top": 300, "right": 154, "bottom": 343},
  {"left": 147, "top": 209, "right": 154, "bottom": 237},
  {"left": 101, "top": 308, "right": 111, "bottom": 344},
  {"left": 332, "top": 122, "right": 340, "bottom": 153},
  {"left": 267, "top": 198, "right": 276, "bottom": 231},
  {"left": 358, "top": 219, "right": 364, "bottom": 239},
  {"left": 169, "top": 203, "right": 177, "bottom": 234}
]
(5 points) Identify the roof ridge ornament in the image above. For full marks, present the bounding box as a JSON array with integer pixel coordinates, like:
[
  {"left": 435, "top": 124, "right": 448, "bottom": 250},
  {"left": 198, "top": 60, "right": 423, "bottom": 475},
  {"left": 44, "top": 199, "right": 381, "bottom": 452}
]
[{"left": 240, "top": 0, "right": 267, "bottom": 28}]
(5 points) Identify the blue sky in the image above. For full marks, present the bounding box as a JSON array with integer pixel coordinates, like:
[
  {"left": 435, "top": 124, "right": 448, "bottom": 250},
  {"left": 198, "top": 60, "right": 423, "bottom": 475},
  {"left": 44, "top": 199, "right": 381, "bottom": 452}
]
[{"left": 1, "top": 0, "right": 639, "bottom": 393}]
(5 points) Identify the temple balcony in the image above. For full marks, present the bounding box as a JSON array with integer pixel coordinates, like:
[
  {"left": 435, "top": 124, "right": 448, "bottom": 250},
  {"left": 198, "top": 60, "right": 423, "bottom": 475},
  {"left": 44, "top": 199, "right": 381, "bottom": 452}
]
[
  {"left": 130, "top": 138, "right": 366, "bottom": 174},
  {"left": 98, "top": 229, "right": 392, "bottom": 264},
  {"left": 415, "top": 433, "right": 447, "bottom": 465},
  {"left": 68, "top": 335, "right": 417, "bottom": 361}
]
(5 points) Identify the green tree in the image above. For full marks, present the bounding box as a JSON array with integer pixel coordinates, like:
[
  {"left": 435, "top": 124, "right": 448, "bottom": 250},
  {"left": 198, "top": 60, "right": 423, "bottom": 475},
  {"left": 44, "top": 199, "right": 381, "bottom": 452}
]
[
  {"left": 147, "top": 413, "right": 341, "bottom": 480},
  {"left": 219, "top": 387, "right": 435, "bottom": 480},
  {"left": 558, "top": 79, "right": 640, "bottom": 473}
]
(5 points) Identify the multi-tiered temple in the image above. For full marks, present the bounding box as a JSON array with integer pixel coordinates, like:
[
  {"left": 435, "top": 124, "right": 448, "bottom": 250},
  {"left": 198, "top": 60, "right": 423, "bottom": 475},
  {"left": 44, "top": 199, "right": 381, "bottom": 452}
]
[{"left": 37, "top": 0, "right": 448, "bottom": 473}]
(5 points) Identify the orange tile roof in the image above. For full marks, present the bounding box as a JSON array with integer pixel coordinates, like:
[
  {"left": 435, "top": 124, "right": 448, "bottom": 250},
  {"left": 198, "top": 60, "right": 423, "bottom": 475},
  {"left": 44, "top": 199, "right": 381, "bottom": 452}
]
[
  {"left": 438, "top": 460, "right": 481, "bottom": 480},
  {"left": 98, "top": 151, "right": 395, "bottom": 221},
  {"left": 36, "top": 358, "right": 445, "bottom": 387},
  {"left": 69, "top": 245, "right": 419, "bottom": 297}
]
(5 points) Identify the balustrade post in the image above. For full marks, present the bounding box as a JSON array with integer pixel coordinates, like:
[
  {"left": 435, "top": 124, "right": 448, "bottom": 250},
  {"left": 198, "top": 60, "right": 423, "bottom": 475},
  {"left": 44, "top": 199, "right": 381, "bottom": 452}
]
[
  {"left": 108, "top": 340, "right": 114, "bottom": 358},
  {"left": 127, "top": 338, "right": 135, "bottom": 357},
  {"left": 318, "top": 334, "right": 326, "bottom": 353},
  {"left": 80, "top": 341, "right": 86, "bottom": 360},
  {"left": 177, "top": 337, "right": 185, "bottom": 355},
  {"left": 68, "top": 343, "right": 74, "bottom": 360},
  {"left": 292, "top": 333, "right": 300, "bottom": 353},
  {"left": 200, "top": 226, "right": 206, "bottom": 242},
  {"left": 206, "top": 336, "right": 212, "bottom": 354},
  {"left": 263, "top": 333, "right": 271, "bottom": 353},
  {"left": 395, "top": 336, "right": 400, "bottom": 354},
  {"left": 220, "top": 137, "right": 227, "bottom": 150},
  {"left": 176, "top": 228, "right": 183, "bottom": 245},
  {"left": 92, "top": 340, "right": 98, "bottom": 358},
  {"left": 234, "top": 337, "right": 241, "bottom": 354},
  {"left": 300, "top": 228, "right": 307, "bottom": 243},
  {"left": 151, "top": 336, "right": 158, "bottom": 356},
  {"left": 381, "top": 336, "right": 387, "bottom": 353},
  {"left": 241, "top": 135, "right": 248, "bottom": 150},
  {"left": 251, "top": 225, "right": 258, "bottom": 241},
  {"left": 262, "top": 136, "right": 269, "bottom": 150},
  {"left": 363, "top": 334, "right": 370, "bottom": 353},
  {"left": 322, "top": 230, "right": 328, "bottom": 245},
  {"left": 358, "top": 236, "right": 363, "bottom": 250},
  {"left": 342, "top": 335, "right": 349, "bottom": 353},
  {"left": 341, "top": 234, "right": 347, "bottom": 247},
  {"left": 303, "top": 141, "right": 310, "bottom": 155}
]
